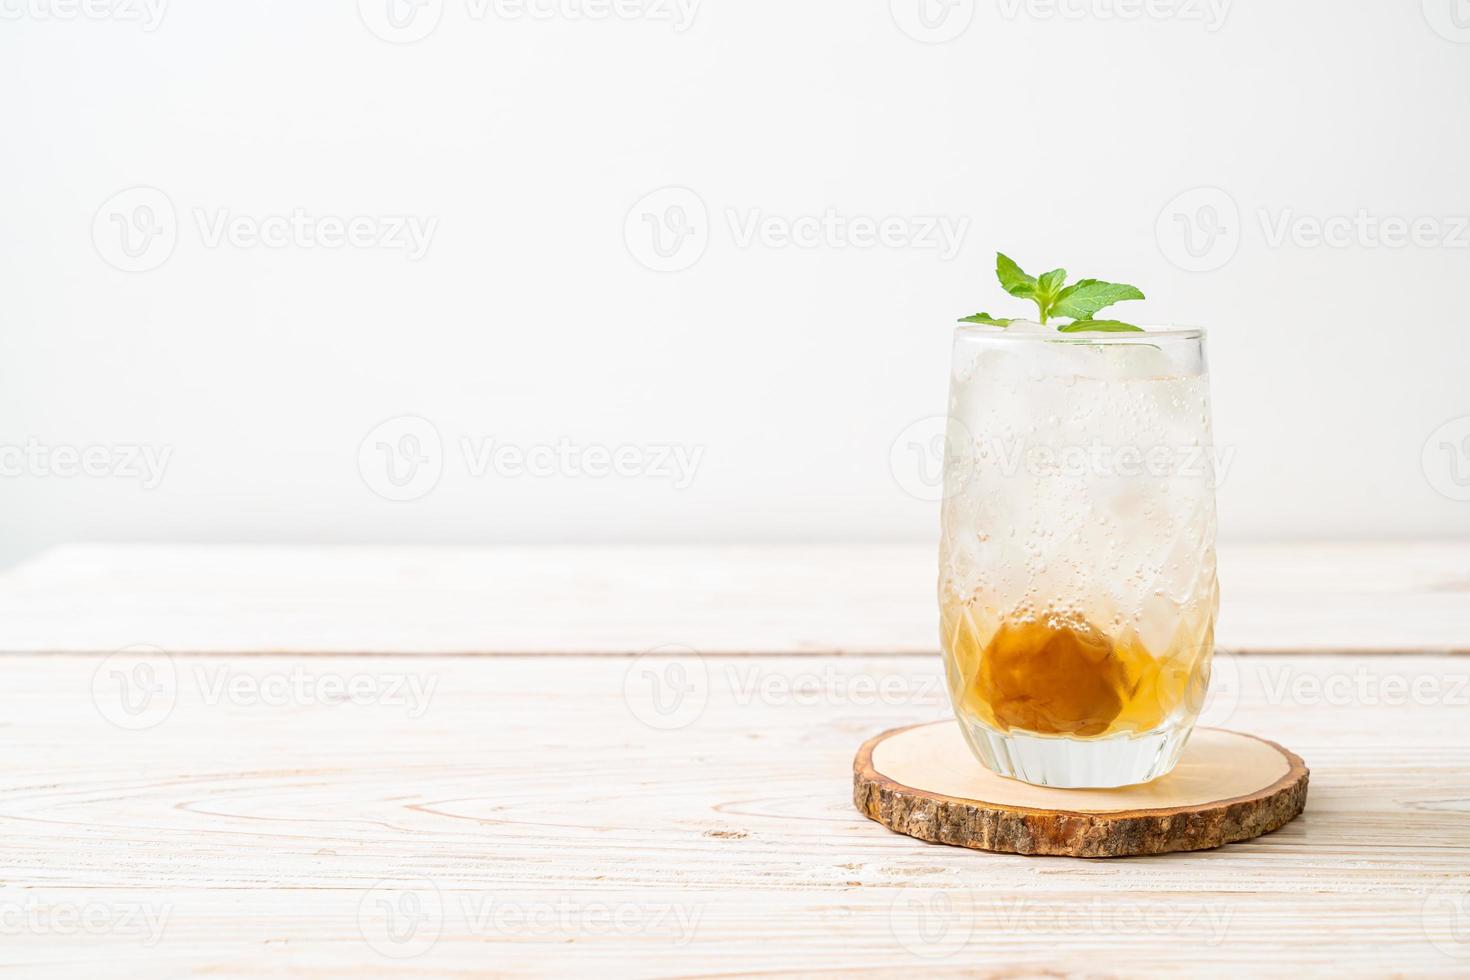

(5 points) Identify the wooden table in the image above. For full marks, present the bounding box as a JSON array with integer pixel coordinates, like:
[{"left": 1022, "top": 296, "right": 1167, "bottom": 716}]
[{"left": 1, "top": 543, "right": 1467, "bottom": 976}]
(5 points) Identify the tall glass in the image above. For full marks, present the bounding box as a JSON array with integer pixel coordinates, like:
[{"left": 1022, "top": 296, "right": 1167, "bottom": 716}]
[{"left": 938, "top": 325, "right": 1219, "bottom": 788}]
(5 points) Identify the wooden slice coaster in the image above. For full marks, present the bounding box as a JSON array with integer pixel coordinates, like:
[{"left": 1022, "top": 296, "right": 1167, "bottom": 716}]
[{"left": 854, "top": 721, "right": 1308, "bottom": 858}]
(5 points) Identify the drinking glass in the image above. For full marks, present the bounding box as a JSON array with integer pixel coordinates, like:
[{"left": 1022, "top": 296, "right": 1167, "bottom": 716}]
[{"left": 938, "top": 324, "right": 1219, "bottom": 788}]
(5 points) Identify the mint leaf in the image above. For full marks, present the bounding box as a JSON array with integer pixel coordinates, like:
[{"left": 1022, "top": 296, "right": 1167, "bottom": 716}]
[
  {"left": 995, "top": 253, "right": 1036, "bottom": 298},
  {"left": 1037, "top": 269, "right": 1067, "bottom": 295},
  {"left": 1058, "top": 319, "right": 1145, "bottom": 333},
  {"left": 968, "top": 252, "right": 1152, "bottom": 334},
  {"left": 1052, "top": 279, "right": 1145, "bottom": 321},
  {"left": 1034, "top": 268, "right": 1067, "bottom": 323}
]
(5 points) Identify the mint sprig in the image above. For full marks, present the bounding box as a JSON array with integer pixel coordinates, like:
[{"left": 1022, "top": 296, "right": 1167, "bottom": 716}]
[
  {"left": 957, "top": 313, "right": 1011, "bottom": 327},
  {"left": 961, "top": 252, "right": 1146, "bottom": 332},
  {"left": 1057, "top": 319, "right": 1144, "bottom": 333}
]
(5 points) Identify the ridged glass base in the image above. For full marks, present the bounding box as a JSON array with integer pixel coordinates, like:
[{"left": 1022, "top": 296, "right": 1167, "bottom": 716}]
[{"left": 957, "top": 717, "right": 1193, "bottom": 788}]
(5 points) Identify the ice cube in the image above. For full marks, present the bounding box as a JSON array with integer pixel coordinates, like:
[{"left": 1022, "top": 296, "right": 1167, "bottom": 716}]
[{"left": 1005, "top": 319, "right": 1049, "bottom": 333}]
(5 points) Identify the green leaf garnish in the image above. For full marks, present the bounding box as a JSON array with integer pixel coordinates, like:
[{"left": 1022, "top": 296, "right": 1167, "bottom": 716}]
[
  {"left": 963, "top": 252, "right": 1148, "bottom": 332},
  {"left": 1052, "top": 279, "right": 1145, "bottom": 321},
  {"left": 958, "top": 312, "right": 1012, "bottom": 326},
  {"left": 1057, "top": 319, "right": 1145, "bottom": 333},
  {"left": 995, "top": 253, "right": 1037, "bottom": 299}
]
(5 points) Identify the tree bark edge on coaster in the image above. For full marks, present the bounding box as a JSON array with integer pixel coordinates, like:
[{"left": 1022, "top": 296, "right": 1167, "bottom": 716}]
[{"left": 853, "top": 721, "right": 1308, "bottom": 858}]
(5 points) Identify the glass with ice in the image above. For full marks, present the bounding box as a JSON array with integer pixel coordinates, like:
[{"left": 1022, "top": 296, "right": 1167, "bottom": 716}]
[{"left": 939, "top": 322, "right": 1219, "bottom": 788}]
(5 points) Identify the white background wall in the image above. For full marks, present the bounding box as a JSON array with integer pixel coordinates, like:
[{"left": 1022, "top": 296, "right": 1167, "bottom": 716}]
[{"left": 2, "top": 0, "right": 1469, "bottom": 564}]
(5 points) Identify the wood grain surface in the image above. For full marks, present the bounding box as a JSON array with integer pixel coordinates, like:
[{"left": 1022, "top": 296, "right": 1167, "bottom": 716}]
[
  {"left": 1, "top": 649, "right": 1467, "bottom": 976},
  {"left": 0, "top": 541, "right": 1467, "bottom": 655},
  {"left": 0, "top": 537, "right": 1464, "bottom": 658}
]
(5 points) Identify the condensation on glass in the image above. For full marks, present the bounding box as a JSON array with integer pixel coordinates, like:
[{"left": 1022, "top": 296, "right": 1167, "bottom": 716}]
[{"left": 938, "top": 325, "right": 1219, "bottom": 788}]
